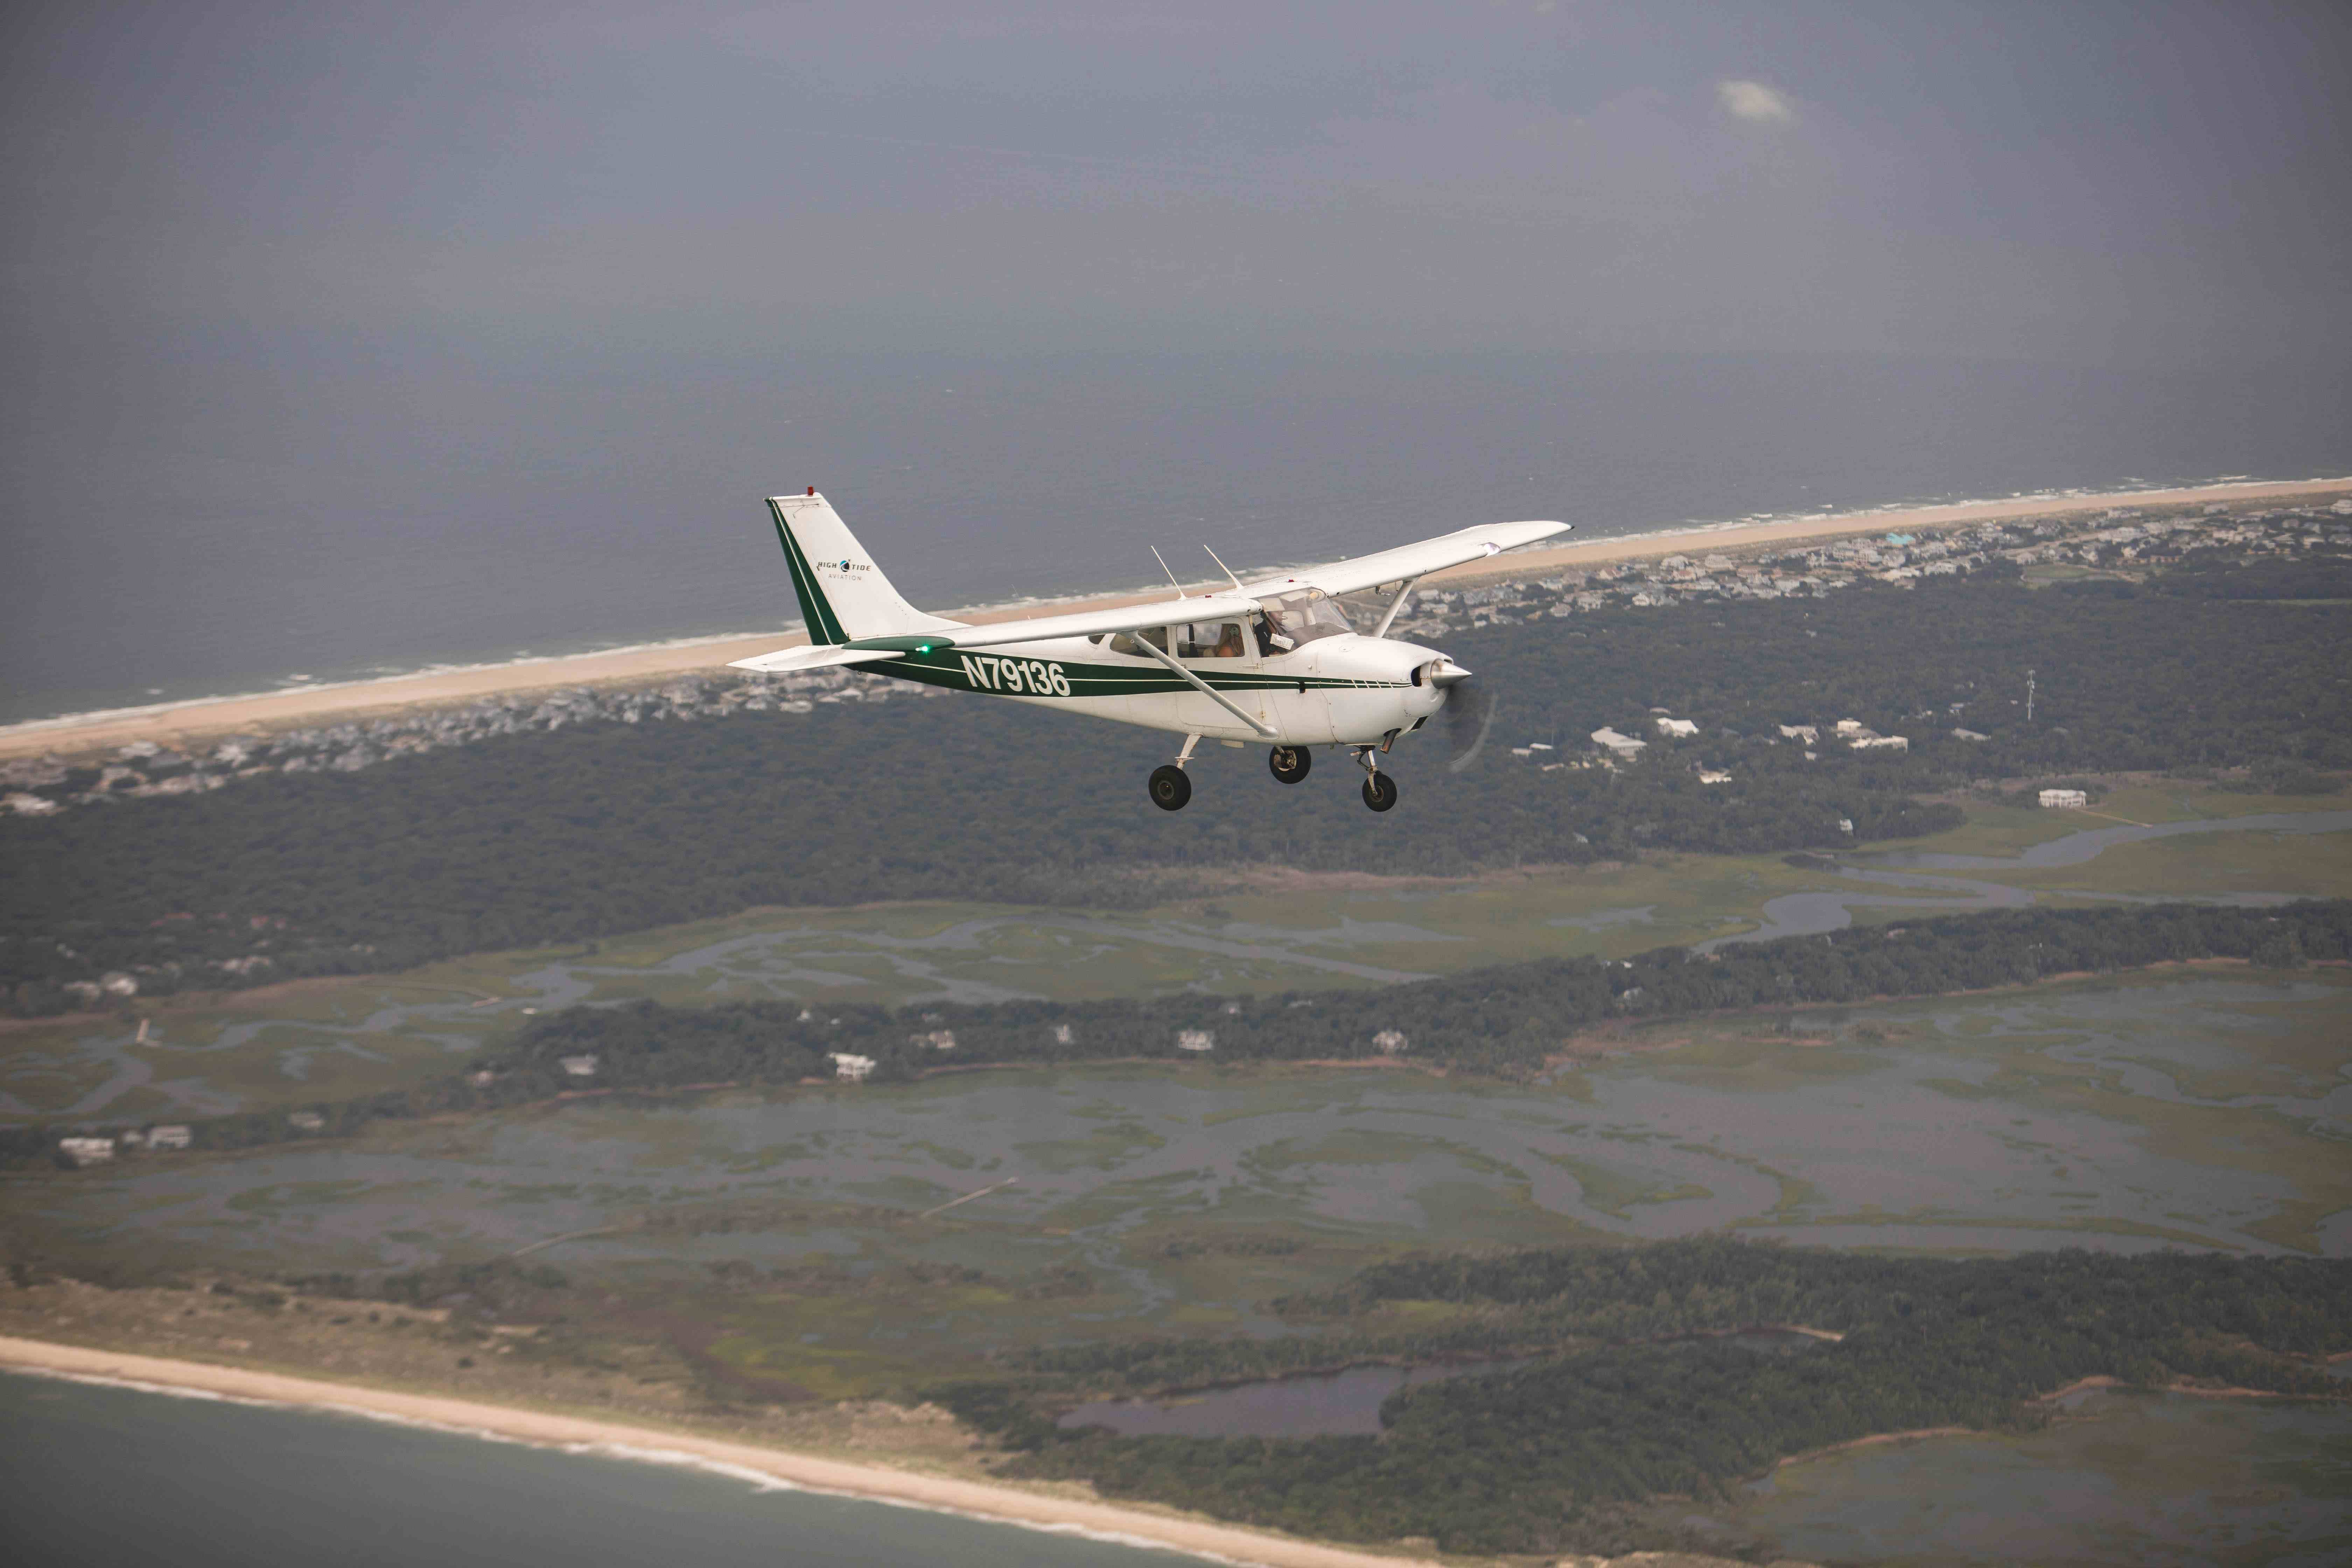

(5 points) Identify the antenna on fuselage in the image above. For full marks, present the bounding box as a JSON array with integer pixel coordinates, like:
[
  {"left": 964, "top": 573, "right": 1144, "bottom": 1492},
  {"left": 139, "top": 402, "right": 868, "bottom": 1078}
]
[
  {"left": 1150, "top": 546, "right": 1188, "bottom": 598},
  {"left": 1202, "top": 544, "right": 1247, "bottom": 594}
]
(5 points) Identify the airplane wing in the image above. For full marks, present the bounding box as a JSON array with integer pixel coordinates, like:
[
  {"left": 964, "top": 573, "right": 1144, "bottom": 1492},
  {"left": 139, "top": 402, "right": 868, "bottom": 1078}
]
[
  {"left": 1241, "top": 519, "right": 1571, "bottom": 598},
  {"left": 727, "top": 519, "right": 1564, "bottom": 667},
  {"left": 830, "top": 593, "right": 1268, "bottom": 654}
]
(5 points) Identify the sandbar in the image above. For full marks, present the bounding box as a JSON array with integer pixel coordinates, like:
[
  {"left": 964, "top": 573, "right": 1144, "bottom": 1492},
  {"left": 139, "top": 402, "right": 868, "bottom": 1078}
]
[
  {"left": 6, "top": 476, "right": 2346, "bottom": 761},
  {"left": 0, "top": 1335, "right": 1419, "bottom": 1568}
]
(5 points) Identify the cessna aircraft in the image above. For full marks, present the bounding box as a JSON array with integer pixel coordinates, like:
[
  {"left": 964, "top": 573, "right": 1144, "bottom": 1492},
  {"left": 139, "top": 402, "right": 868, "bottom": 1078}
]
[{"left": 730, "top": 490, "right": 1569, "bottom": 812}]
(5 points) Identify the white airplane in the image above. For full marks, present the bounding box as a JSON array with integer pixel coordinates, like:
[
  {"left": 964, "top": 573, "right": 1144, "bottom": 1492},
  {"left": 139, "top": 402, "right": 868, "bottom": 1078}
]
[{"left": 730, "top": 490, "right": 1569, "bottom": 812}]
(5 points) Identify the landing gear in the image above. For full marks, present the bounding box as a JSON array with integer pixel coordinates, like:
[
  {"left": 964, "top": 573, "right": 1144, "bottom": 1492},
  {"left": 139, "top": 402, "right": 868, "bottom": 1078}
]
[
  {"left": 1149, "top": 766, "right": 1192, "bottom": 811},
  {"left": 1149, "top": 736, "right": 1201, "bottom": 812},
  {"left": 1268, "top": 746, "right": 1312, "bottom": 785},
  {"left": 1352, "top": 746, "right": 1399, "bottom": 812}
]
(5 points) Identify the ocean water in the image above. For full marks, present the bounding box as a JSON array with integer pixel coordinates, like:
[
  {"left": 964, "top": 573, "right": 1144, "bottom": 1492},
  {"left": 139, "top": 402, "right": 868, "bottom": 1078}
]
[
  {"left": 0, "top": 1372, "right": 1194, "bottom": 1568},
  {"left": 4, "top": 344, "right": 2347, "bottom": 726}
]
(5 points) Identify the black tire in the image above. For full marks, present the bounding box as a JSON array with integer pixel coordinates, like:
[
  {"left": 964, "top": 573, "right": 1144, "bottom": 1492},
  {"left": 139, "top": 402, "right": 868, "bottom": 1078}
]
[
  {"left": 1361, "top": 773, "right": 1398, "bottom": 812},
  {"left": 1148, "top": 765, "right": 1193, "bottom": 811},
  {"left": 1268, "top": 745, "right": 1312, "bottom": 785}
]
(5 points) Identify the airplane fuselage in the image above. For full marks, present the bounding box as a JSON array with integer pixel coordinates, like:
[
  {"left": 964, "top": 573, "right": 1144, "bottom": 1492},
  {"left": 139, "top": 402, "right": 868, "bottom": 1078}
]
[{"left": 868, "top": 629, "right": 1448, "bottom": 747}]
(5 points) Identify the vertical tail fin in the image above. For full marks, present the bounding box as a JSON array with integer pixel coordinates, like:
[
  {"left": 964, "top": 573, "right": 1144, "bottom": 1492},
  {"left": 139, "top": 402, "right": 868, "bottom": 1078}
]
[{"left": 766, "top": 491, "right": 950, "bottom": 646}]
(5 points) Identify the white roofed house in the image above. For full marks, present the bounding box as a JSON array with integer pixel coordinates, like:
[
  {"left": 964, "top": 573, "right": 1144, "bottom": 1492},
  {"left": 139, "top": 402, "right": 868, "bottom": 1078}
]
[
  {"left": 559, "top": 1054, "right": 599, "bottom": 1078},
  {"left": 58, "top": 1137, "right": 115, "bottom": 1167},
  {"left": 1177, "top": 1030, "right": 1216, "bottom": 1052},
  {"left": 2039, "top": 788, "right": 2089, "bottom": 809},
  {"left": 1653, "top": 717, "right": 1699, "bottom": 738},
  {"left": 146, "top": 1125, "right": 192, "bottom": 1150},
  {"left": 1591, "top": 727, "right": 1648, "bottom": 759},
  {"left": 828, "top": 1052, "right": 877, "bottom": 1081}
]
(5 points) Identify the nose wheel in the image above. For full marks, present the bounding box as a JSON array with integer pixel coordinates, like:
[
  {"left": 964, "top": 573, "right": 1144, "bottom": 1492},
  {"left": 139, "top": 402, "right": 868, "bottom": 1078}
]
[
  {"left": 1352, "top": 746, "right": 1399, "bottom": 812},
  {"left": 1268, "top": 746, "right": 1311, "bottom": 784}
]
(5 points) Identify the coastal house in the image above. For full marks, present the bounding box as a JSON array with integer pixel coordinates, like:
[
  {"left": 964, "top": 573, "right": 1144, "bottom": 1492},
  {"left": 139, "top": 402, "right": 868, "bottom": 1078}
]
[
  {"left": 58, "top": 1137, "right": 115, "bottom": 1166},
  {"left": 1373, "top": 1030, "right": 1408, "bottom": 1055},
  {"left": 1850, "top": 735, "right": 1909, "bottom": 751},
  {"left": 1778, "top": 724, "right": 1819, "bottom": 743},
  {"left": 2039, "top": 788, "right": 2089, "bottom": 809},
  {"left": 828, "top": 1052, "right": 876, "bottom": 1081},
  {"left": 1952, "top": 727, "right": 1990, "bottom": 742},
  {"left": 146, "top": 1125, "right": 192, "bottom": 1150},
  {"left": 559, "top": 1054, "right": 599, "bottom": 1077},
  {"left": 1591, "top": 727, "right": 1647, "bottom": 759},
  {"left": 1176, "top": 1030, "right": 1216, "bottom": 1052},
  {"left": 909, "top": 1030, "right": 957, "bottom": 1051},
  {"left": 1698, "top": 770, "right": 1734, "bottom": 784}
]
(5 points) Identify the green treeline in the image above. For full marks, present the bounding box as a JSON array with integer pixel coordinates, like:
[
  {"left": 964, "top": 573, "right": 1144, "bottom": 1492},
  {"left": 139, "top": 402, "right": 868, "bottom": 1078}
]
[
  {"left": 946, "top": 1240, "right": 2352, "bottom": 1556},
  {"left": 12, "top": 898, "right": 2343, "bottom": 1165},
  {"left": 4, "top": 560, "right": 2345, "bottom": 1007}
]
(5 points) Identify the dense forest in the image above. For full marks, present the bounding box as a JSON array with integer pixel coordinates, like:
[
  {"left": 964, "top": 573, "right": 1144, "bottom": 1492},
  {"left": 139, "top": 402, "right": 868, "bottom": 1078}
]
[
  {"left": 14, "top": 898, "right": 2343, "bottom": 1163},
  {"left": 3, "top": 558, "right": 2345, "bottom": 1007},
  {"left": 940, "top": 1240, "right": 2352, "bottom": 1556}
]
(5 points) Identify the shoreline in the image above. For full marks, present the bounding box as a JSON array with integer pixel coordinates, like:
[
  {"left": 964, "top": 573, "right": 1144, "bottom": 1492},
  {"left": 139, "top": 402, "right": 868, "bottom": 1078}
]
[
  {"left": 5, "top": 474, "right": 2347, "bottom": 762},
  {"left": 0, "top": 1336, "right": 1422, "bottom": 1568}
]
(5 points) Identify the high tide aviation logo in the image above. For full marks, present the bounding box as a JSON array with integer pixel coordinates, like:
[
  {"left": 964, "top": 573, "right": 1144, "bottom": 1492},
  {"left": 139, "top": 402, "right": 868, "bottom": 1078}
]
[{"left": 815, "top": 558, "right": 872, "bottom": 575}]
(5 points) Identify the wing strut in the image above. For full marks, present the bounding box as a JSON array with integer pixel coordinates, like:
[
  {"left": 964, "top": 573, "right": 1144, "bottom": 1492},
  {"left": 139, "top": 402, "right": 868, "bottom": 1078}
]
[
  {"left": 1134, "top": 640, "right": 1278, "bottom": 736},
  {"left": 1369, "top": 575, "right": 1423, "bottom": 639}
]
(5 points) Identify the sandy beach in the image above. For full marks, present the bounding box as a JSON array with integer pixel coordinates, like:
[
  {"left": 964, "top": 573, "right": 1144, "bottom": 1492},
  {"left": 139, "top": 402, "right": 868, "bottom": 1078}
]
[
  {"left": 0, "top": 1335, "right": 1420, "bottom": 1568},
  {"left": 6, "top": 475, "right": 2346, "bottom": 762}
]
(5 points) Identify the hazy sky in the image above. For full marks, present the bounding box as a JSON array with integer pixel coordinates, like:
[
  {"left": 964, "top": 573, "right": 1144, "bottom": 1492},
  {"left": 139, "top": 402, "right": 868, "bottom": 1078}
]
[
  {"left": 8, "top": 0, "right": 2348, "bottom": 363},
  {"left": 6, "top": 2, "right": 2350, "bottom": 711}
]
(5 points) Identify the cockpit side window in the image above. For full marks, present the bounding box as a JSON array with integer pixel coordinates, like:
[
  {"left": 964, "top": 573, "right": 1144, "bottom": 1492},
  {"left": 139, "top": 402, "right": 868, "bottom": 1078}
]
[
  {"left": 1175, "top": 622, "right": 1245, "bottom": 659},
  {"left": 1258, "top": 589, "right": 1351, "bottom": 651}
]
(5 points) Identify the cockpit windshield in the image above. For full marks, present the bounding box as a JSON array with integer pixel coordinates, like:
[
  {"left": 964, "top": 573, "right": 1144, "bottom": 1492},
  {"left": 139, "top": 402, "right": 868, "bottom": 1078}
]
[{"left": 1257, "top": 589, "right": 1352, "bottom": 652}]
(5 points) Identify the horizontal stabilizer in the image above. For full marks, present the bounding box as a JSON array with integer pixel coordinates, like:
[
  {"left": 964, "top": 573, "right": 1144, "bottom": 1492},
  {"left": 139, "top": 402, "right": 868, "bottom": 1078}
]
[{"left": 727, "top": 644, "right": 906, "bottom": 675}]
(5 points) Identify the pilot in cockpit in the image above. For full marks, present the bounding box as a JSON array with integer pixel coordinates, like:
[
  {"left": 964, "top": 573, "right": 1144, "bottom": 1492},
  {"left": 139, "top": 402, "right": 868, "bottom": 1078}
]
[{"left": 1255, "top": 588, "right": 1353, "bottom": 655}]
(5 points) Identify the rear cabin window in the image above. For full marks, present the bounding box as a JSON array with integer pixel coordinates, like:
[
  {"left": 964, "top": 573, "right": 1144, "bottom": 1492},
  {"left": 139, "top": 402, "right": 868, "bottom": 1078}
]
[{"left": 1102, "top": 626, "right": 1170, "bottom": 656}]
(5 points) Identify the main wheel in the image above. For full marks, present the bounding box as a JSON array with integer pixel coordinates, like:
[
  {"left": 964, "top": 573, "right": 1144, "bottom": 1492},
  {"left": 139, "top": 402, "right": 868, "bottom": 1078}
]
[
  {"left": 1268, "top": 745, "right": 1312, "bottom": 785},
  {"left": 1361, "top": 773, "right": 1398, "bottom": 812},
  {"left": 1148, "top": 765, "right": 1193, "bottom": 811}
]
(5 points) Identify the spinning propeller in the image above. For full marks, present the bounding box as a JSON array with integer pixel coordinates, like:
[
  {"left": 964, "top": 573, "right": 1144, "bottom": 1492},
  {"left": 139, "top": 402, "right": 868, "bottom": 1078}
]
[{"left": 1427, "top": 659, "right": 1498, "bottom": 774}]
